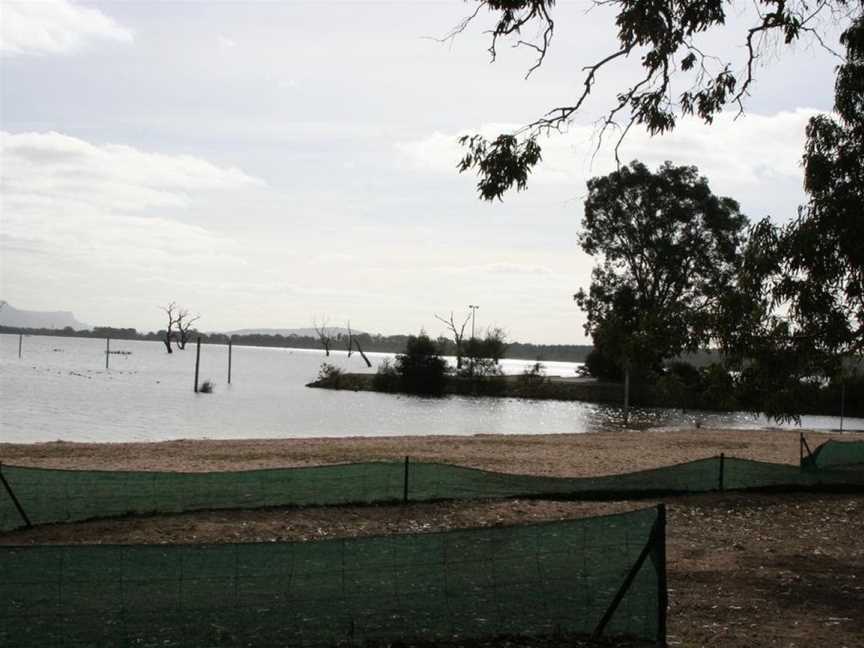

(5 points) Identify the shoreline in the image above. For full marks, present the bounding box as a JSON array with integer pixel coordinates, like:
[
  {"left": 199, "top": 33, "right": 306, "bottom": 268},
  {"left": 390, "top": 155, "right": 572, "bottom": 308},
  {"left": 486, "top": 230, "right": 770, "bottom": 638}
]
[{"left": 0, "top": 427, "right": 849, "bottom": 474}]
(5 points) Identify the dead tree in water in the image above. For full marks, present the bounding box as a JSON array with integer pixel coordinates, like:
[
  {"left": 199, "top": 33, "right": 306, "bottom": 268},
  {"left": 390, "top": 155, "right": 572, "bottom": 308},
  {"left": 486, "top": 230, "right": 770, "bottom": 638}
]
[
  {"left": 176, "top": 309, "right": 201, "bottom": 350},
  {"left": 160, "top": 302, "right": 180, "bottom": 354},
  {"left": 347, "top": 321, "right": 372, "bottom": 367},
  {"left": 435, "top": 310, "right": 471, "bottom": 369},
  {"left": 313, "top": 317, "right": 333, "bottom": 356}
]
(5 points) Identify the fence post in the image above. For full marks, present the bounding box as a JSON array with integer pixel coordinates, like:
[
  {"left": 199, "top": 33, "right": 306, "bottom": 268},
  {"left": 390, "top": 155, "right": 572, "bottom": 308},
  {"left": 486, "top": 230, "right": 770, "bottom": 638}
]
[
  {"left": 655, "top": 504, "right": 668, "bottom": 646},
  {"left": 18, "top": 333, "right": 22, "bottom": 359},
  {"left": 593, "top": 505, "right": 666, "bottom": 641},
  {"left": 228, "top": 337, "right": 233, "bottom": 385},
  {"left": 105, "top": 337, "right": 110, "bottom": 369},
  {"left": 0, "top": 463, "right": 32, "bottom": 528},
  {"left": 840, "top": 382, "right": 846, "bottom": 433},
  {"left": 194, "top": 337, "right": 201, "bottom": 393},
  {"left": 623, "top": 362, "right": 631, "bottom": 426},
  {"left": 403, "top": 456, "right": 410, "bottom": 504},
  {"left": 718, "top": 453, "right": 725, "bottom": 492}
]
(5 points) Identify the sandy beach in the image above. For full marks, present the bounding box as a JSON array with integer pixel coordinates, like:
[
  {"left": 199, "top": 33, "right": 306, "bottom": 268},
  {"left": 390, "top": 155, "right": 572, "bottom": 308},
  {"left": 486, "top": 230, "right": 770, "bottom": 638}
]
[{"left": 0, "top": 426, "right": 848, "bottom": 474}]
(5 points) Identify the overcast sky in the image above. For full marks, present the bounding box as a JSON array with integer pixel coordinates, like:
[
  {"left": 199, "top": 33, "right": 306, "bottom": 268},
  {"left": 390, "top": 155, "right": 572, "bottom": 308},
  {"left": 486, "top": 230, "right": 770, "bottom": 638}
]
[{"left": 0, "top": 1, "right": 846, "bottom": 343}]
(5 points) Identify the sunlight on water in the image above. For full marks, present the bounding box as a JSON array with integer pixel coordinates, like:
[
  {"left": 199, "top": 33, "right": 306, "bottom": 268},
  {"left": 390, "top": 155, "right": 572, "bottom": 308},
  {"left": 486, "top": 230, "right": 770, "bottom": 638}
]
[{"left": 0, "top": 334, "right": 860, "bottom": 443}]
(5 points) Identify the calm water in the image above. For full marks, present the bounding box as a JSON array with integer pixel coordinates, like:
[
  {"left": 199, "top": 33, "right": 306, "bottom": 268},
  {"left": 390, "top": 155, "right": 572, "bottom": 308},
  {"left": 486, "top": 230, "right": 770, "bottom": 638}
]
[{"left": 0, "top": 334, "right": 860, "bottom": 443}]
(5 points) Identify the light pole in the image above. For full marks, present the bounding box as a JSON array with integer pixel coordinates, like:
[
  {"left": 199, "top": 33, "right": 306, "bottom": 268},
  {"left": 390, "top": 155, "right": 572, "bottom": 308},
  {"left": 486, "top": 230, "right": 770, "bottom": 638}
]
[{"left": 468, "top": 305, "right": 479, "bottom": 339}]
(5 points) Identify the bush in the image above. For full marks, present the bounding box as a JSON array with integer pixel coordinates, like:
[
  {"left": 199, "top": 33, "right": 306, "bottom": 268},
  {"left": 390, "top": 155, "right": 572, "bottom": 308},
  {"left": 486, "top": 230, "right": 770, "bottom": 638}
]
[
  {"left": 518, "top": 361, "right": 547, "bottom": 387},
  {"left": 199, "top": 380, "right": 214, "bottom": 394},
  {"left": 459, "top": 329, "right": 508, "bottom": 378},
  {"left": 372, "top": 359, "right": 400, "bottom": 392},
  {"left": 316, "top": 362, "right": 344, "bottom": 388},
  {"left": 395, "top": 334, "right": 448, "bottom": 395}
]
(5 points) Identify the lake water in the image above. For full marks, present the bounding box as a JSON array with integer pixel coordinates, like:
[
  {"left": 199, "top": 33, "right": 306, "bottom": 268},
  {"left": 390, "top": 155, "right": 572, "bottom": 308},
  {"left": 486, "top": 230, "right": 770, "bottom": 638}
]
[{"left": 1, "top": 334, "right": 860, "bottom": 443}]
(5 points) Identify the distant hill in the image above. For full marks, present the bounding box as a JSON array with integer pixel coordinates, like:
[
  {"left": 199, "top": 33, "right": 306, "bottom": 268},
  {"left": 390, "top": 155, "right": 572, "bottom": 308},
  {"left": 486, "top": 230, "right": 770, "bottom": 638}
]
[
  {"left": 226, "top": 327, "right": 362, "bottom": 337},
  {"left": 0, "top": 301, "right": 90, "bottom": 330}
]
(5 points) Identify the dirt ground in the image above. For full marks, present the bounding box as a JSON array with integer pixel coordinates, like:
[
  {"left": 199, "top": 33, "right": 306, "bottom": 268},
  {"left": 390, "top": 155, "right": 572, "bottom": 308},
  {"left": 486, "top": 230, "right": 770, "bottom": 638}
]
[
  {"left": 1, "top": 428, "right": 862, "bottom": 648},
  {"left": 0, "top": 427, "right": 849, "bottom": 475}
]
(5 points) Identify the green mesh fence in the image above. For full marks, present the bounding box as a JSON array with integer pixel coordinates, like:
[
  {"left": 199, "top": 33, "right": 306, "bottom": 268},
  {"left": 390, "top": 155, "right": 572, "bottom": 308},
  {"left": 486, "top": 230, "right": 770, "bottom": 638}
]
[
  {"left": 0, "top": 506, "right": 666, "bottom": 647},
  {"left": 802, "top": 439, "right": 864, "bottom": 472},
  {"left": 2, "top": 456, "right": 863, "bottom": 533}
]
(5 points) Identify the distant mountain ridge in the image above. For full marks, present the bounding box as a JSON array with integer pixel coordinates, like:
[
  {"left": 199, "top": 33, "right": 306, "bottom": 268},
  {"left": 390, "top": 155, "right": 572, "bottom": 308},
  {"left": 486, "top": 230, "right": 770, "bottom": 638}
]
[
  {"left": 0, "top": 301, "right": 91, "bottom": 330},
  {"left": 226, "top": 327, "right": 363, "bottom": 337}
]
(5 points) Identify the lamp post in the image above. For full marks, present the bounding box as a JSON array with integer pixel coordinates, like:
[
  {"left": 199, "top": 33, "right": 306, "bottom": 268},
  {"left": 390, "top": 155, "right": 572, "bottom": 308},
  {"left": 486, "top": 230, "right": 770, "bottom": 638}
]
[{"left": 468, "top": 304, "right": 479, "bottom": 339}]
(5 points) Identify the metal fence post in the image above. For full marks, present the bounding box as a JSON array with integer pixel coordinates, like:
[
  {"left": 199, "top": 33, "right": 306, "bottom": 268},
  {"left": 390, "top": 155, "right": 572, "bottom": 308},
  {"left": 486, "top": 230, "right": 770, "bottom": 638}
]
[
  {"left": 655, "top": 503, "right": 668, "bottom": 646},
  {"left": 403, "top": 456, "right": 409, "bottom": 504},
  {"left": 0, "top": 463, "right": 32, "bottom": 528}
]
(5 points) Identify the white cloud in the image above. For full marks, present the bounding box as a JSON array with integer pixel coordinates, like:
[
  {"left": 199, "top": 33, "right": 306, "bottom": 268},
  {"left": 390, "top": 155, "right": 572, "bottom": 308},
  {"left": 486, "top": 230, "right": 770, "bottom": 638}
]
[
  {"left": 1, "top": 0, "right": 133, "bottom": 55},
  {"left": 2, "top": 131, "right": 262, "bottom": 214},
  {"left": 436, "top": 262, "right": 556, "bottom": 277},
  {"left": 0, "top": 131, "right": 265, "bottom": 311},
  {"left": 396, "top": 109, "right": 824, "bottom": 222}
]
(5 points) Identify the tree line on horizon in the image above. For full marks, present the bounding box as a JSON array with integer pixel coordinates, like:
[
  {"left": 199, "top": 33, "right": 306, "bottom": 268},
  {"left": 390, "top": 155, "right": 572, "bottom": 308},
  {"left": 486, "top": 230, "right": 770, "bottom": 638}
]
[{"left": 0, "top": 324, "right": 594, "bottom": 364}]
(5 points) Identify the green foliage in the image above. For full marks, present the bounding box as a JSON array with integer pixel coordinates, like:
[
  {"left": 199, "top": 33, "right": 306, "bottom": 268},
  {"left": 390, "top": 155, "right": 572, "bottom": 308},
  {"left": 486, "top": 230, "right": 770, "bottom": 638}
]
[
  {"left": 583, "top": 347, "right": 623, "bottom": 381},
  {"left": 455, "top": 1, "right": 852, "bottom": 199},
  {"left": 458, "top": 134, "right": 542, "bottom": 201},
  {"left": 395, "top": 333, "right": 448, "bottom": 395},
  {"left": 459, "top": 328, "right": 509, "bottom": 377},
  {"left": 574, "top": 161, "right": 747, "bottom": 376},
  {"left": 372, "top": 359, "right": 400, "bottom": 393}
]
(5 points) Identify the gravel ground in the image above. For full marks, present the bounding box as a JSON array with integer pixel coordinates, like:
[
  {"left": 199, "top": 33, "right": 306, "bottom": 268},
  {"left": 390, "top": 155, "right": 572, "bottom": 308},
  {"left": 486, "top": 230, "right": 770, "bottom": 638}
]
[{"left": 0, "top": 427, "right": 849, "bottom": 475}]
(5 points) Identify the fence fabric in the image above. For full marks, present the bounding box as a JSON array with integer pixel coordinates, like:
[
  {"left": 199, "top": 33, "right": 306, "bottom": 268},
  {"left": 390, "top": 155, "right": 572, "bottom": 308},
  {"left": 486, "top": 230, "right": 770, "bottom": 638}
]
[
  {"left": 0, "top": 506, "right": 665, "bottom": 647},
  {"left": 1, "top": 455, "right": 863, "bottom": 533},
  {"left": 802, "top": 439, "right": 864, "bottom": 472}
]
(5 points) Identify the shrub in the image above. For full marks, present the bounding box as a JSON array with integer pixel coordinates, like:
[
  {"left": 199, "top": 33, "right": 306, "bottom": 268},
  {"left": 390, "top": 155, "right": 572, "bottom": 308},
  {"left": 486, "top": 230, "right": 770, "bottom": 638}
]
[
  {"left": 518, "top": 361, "right": 547, "bottom": 387},
  {"left": 199, "top": 380, "right": 214, "bottom": 394},
  {"left": 395, "top": 333, "right": 448, "bottom": 395},
  {"left": 316, "top": 362, "right": 344, "bottom": 388},
  {"left": 373, "top": 359, "right": 400, "bottom": 392}
]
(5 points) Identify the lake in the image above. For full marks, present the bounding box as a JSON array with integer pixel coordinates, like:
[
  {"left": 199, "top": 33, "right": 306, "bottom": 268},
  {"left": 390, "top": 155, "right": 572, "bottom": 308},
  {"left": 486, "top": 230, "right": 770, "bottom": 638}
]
[{"left": 0, "top": 334, "right": 860, "bottom": 444}]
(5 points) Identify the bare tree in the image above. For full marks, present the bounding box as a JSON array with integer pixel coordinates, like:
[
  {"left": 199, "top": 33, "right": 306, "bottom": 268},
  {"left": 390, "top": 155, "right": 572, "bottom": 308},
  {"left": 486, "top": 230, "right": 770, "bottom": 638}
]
[
  {"left": 313, "top": 316, "right": 333, "bottom": 356},
  {"left": 346, "top": 320, "right": 373, "bottom": 368},
  {"left": 435, "top": 310, "right": 471, "bottom": 369},
  {"left": 175, "top": 309, "right": 201, "bottom": 350},
  {"left": 160, "top": 302, "right": 180, "bottom": 354}
]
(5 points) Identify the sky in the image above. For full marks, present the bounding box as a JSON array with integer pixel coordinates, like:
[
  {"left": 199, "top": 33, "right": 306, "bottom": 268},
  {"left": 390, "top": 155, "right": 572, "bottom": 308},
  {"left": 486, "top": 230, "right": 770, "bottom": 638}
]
[{"left": 0, "top": 0, "right": 847, "bottom": 343}]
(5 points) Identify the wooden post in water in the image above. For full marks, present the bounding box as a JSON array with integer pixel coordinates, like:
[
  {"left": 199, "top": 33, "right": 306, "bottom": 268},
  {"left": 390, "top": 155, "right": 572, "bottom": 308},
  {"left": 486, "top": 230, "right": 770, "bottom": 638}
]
[
  {"left": 18, "top": 334, "right": 22, "bottom": 359},
  {"left": 403, "top": 456, "right": 410, "bottom": 504},
  {"left": 105, "top": 337, "right": 110, "bottom": 369},
  {"left": 228, "top": 337, "right": 233, "bottom": 385},
  {"left": 194, "top": 337, "right": 201, "bottom": 393},
  {"left": 718, "top": 453, "right": 725, "bottom": 492}
]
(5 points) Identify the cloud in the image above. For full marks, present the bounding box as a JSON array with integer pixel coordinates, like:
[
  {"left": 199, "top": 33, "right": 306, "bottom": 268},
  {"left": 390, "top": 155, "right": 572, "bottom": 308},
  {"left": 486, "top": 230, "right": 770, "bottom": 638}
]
[
  {"left": 396, "top": 109, "right": 824, "bottom": 221},
  {"left": 2, "top": 131, "right": 263, "bottom": 214},
  {"left": 436, "top": 262, "right": 556, "bottom": 277},
  {"left": 0, "top": 130, "right": 265, "bottom": 298},
  {"left": 1, "top": 0, "right": 133, "bottom": 55}
]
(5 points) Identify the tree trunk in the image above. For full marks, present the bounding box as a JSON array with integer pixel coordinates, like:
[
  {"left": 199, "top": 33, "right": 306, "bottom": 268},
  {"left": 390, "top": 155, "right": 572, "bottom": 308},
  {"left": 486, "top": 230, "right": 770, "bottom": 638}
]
[
  {"left": 163, "top": 332, "right": 173, "bottom": 354},
  {"left": 353, "top": 337, "right": 372, "bottom": 368}
]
